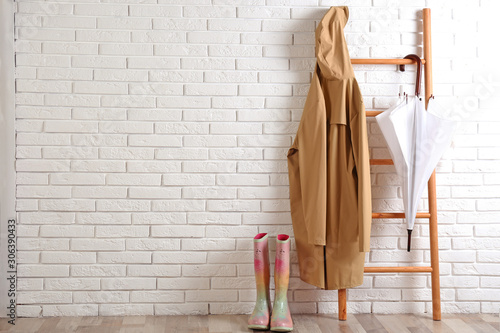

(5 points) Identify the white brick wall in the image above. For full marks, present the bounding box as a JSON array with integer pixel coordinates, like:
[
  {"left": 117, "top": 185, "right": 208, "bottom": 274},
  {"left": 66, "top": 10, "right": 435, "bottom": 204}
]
[{"left": 13, "top": 0, "right": 500, "bottom": 317}]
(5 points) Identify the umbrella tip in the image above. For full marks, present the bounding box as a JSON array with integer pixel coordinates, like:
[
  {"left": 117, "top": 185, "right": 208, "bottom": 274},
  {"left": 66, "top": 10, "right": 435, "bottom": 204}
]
[{"left": 407, "top": 229, "right": 412, "bottom": 252}]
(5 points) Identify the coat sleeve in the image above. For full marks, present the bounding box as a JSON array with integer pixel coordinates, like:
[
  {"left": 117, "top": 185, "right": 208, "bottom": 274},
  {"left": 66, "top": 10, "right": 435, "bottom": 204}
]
[
  {"left": 350, "top": 92, "right": 372, "bottom": 252},
  {"left": 291, "top": 70, "right": 328, "bottom": 246}
]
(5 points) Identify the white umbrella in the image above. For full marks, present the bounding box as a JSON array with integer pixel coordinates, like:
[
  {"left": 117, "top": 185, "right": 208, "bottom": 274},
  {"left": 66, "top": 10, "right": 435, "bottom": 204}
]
[
  {"left": 375, "top": 97, "right": 407, "bottom": 178},
  {"left": 375, "top": 55, "right": 457, "bottom": 251}
]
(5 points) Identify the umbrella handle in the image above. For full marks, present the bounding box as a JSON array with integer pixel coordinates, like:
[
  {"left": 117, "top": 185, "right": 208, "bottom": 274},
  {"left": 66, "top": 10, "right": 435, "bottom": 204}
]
[
  {"left": 407, "top": 229, "right": 412, "bottom": 252},
  {"left": 399, "top": 54, "right": 422, "bottom": 97}
]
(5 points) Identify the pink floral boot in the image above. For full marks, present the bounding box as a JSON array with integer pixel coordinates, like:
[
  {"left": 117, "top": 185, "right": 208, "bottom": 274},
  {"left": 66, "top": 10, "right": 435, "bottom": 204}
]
[
  {"left": 270, "top": 234, "right": 293, "bottom": 332},
  {"left": 248, "top": 233, "right": 271, "bottom": 330}
]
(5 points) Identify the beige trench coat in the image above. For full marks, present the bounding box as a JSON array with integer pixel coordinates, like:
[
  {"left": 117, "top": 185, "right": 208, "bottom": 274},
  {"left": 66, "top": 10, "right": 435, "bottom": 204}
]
[{"left": 287, "top": 6, "right": 372, "bottom": 290}]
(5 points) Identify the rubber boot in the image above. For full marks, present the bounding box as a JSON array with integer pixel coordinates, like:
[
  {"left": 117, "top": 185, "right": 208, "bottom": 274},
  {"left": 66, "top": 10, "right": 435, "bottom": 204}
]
[
  {"left": 248, "top": 233, "right": 271, "bottom": 330},
  {"left": 270, "top": 234, "right": 293, "bottom": 332}
]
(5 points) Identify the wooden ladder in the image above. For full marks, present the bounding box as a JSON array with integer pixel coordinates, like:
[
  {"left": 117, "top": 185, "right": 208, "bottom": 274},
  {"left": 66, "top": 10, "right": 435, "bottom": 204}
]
[{"left": 338, "top": 8, "right": 441, "bottom": 321}]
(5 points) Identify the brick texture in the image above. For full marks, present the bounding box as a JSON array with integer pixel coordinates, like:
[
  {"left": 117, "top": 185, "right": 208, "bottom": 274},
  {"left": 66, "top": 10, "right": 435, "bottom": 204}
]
[{"left": 14, "top": 0, "right": 500, "bottom": 317}]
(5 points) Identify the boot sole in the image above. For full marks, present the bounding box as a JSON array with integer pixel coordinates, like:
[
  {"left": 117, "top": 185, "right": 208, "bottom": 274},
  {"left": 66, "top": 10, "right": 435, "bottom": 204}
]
[
  {"left": 248, "top": 324, "right": 270, "bottom": 330},
  {"left": 270, "top": 327, "right": 293, "bottom": 332}
]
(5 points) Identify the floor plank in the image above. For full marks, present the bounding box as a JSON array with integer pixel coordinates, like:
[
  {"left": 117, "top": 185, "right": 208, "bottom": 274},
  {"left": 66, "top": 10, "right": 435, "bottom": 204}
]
[
  {"left": 0, "top": 314, "right": 498, "bottom": 333},
  {"left": 441, "top": 318, "right": 480, "bottom": 333},
  {"left": 460, "top": 315, "right": 500, "bottom": 333},
  {"left": 355, "top": 314, "right": 387, "bottom": 333}
]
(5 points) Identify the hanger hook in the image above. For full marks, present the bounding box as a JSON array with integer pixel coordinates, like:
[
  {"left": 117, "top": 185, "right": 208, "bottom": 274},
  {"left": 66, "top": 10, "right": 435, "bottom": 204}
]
[{"left": 399, "top": 54, "right": 422, "bottom": 97}]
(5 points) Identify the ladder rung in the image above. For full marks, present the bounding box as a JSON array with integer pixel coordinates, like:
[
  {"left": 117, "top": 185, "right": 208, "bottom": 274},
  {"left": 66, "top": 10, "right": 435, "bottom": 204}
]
[
  {"left": 370, "top": 159, "right": 393, "bottom": 165},
  {"left": 351, "top": 58, "right": 426, "bottom": 65},
  {"left": 364, "top": 266, "right": 433, "bottom": 273},
  {"left": 372, "top": 212, "right": 431, "bottom": 219},
  {"left": 366, "top": 110, "right": 383, "bottom": 117}
]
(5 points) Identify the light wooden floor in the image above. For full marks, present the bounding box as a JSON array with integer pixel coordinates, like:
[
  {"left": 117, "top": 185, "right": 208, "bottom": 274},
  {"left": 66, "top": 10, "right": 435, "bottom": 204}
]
[{"left": 0, "top": 314, "right": 498, "bottom": 333}]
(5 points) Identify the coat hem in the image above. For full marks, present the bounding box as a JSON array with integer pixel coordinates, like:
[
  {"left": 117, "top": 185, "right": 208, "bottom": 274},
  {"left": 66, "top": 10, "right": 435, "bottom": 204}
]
[{"left": 299, "top": 276, "right": 364, "bottom": 291}]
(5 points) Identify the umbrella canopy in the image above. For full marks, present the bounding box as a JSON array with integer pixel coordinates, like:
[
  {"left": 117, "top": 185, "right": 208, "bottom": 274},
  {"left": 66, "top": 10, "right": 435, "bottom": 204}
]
[{"left": 376, "top": 95, "right": 457, "bottom": 251}]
